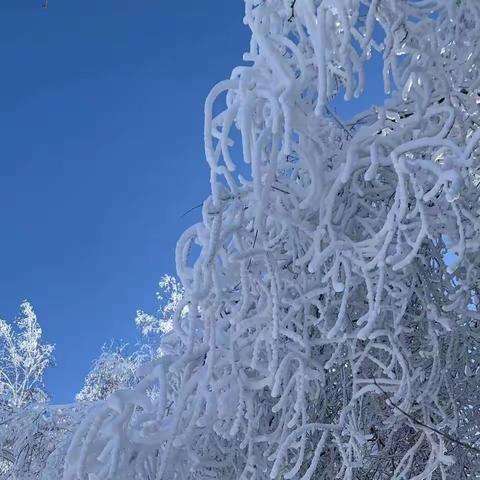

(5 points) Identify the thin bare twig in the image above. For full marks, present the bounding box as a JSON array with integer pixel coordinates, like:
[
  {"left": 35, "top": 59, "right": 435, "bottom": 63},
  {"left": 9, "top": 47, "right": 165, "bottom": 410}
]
[
  {"left": 180, "top": 202, "right": 204, "bottom": 218},
  {"left": 247, "top": 229, "right": 259, "bottom": 270},
  {"left": 271, "top": 185, "right": 290, "bottom": 194},
  {"left": 288, "top": 0, "right": 297, "bottom": 22},
  {"left": 373, "top": 379, "right": 480, "bottom": 454},
  {"left": 325, "top": 105, "right": 353, "bottom": 139}
]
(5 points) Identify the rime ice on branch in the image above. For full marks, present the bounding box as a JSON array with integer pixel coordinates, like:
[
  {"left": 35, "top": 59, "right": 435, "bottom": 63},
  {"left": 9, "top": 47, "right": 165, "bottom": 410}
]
[{"left": 64, "top": 1, "right": 480, "bottom": 479}]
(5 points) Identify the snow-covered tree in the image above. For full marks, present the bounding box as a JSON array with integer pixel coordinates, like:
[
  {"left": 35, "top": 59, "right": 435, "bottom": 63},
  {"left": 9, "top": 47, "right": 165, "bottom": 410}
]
[
  {"left": 0, "top": 301, "right": 56, "bottom": 477},
  {"left": 77, "top": 275, "right": 185, "bottom": 404},
  {"left": 76, "top": 344, "right": 149, "bottom": 403},
  {"left": 0, "top": 273, "right": 187, "bottom": 478},
  {"left": 63, "top": 1, "right": 480, "bottom": 479},
  {"left": 135, "top": 274, "right": 186, "bottom": 339},
  {"left": 0, "top": 403, "right": 83, "bottom": 480},
  {"left": 0, "top": 301, "right": 54, "bottom": 410}
]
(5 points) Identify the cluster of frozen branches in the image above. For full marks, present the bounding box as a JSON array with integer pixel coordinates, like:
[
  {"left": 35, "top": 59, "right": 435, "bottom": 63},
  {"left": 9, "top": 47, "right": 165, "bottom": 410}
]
[
  {"left": 0, "top": 282, "right": 179, "bottom": 479},
  {"left": 63, "top": 1, "right": 480, "bottom": 479},
  {"left": 0, "top": 303, "right": 80, "bottom": 480},
  {"left": 136, "top": 274, "right": 186, "bottom": 340}
]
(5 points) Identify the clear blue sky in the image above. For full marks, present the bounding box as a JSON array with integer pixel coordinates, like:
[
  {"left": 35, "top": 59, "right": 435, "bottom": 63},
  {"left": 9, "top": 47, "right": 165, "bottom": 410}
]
[{"left": 0, "top": 1, "right": 249, "bottom": 403}]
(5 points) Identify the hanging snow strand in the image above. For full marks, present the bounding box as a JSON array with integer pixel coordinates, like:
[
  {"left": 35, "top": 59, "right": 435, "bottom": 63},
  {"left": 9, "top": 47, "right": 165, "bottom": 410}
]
[{"left": 64, "top": 1, "right": 480, "bottom": 478}]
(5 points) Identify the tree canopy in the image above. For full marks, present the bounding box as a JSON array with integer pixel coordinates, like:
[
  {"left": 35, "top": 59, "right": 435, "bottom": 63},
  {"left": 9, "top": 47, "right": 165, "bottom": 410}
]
[{"left": 4, "top": 1, "right": 480, "bottom": 479}]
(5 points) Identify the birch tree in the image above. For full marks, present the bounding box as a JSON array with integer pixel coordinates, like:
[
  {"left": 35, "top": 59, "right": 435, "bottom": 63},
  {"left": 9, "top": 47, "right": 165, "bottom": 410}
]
[
  {"left": 0, "top": 301, "right": 53, "bottom": 410},
  {"left": 0, "top": 301, "right": 55, "bottom": 477},
  {"left": 76, "top": 345, "right": 148, "bottom": 403}
]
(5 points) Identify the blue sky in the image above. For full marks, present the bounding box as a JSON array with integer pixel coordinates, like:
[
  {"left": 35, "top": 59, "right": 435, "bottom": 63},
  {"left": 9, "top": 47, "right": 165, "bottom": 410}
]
[{"left": 0, "top": 1, "right": 249, "bottom": 403}]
